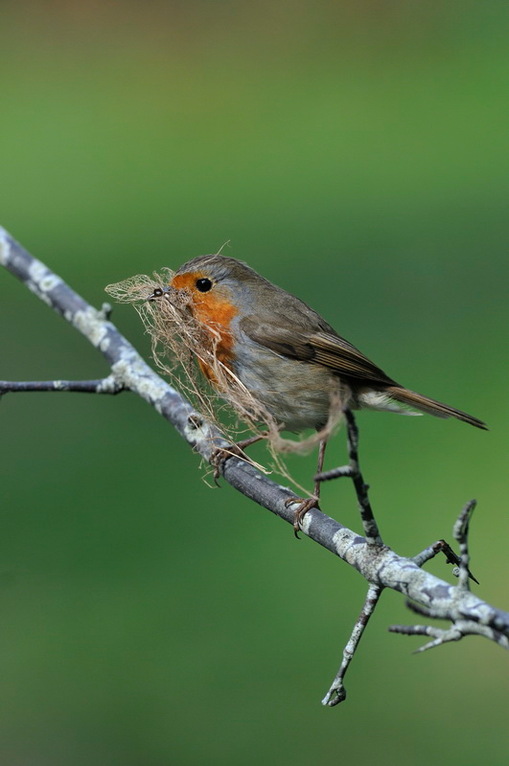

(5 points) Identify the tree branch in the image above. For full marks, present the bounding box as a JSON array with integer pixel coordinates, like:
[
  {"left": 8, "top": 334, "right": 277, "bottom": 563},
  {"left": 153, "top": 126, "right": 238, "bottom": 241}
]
[
  {"left": 1, "top": 226, "right": 507, "bottom": 705},
  {"left": 0, "top": 377, "right": 125, "bottom": 394}
]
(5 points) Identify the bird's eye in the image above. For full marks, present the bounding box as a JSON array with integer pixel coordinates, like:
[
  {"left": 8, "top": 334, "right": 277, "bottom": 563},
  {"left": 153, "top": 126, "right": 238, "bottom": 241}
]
[
  {"left": 195, "top": 277, "right": 213, "bottom": 292},
  {"left": 147, "top": 287, "right": 164, "bottom": 301}
]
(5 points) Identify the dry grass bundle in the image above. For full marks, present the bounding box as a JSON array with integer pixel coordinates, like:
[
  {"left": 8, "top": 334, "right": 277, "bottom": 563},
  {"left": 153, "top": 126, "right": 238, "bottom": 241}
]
[{"left": 105, "top": 269, "right": 343, "bottom": 487}]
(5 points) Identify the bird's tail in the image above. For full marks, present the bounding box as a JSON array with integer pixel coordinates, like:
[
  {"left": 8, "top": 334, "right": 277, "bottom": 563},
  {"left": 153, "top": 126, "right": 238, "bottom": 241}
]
[{"left": 386, "top": 386, "right": 487, "bottom": 430}]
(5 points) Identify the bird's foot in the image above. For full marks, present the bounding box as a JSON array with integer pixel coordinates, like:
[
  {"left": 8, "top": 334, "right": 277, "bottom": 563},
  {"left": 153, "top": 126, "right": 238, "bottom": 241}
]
[
  {"left": 285, "top": 495, "right": 320, "bottom": 538},
  {"left": 210, "top": 434, "right": 266, "bottom": 483}
]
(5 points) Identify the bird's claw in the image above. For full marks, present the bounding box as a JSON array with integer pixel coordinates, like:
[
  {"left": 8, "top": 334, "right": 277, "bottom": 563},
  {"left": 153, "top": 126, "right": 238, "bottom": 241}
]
[
  {"left": 285, "top": 496, "right": 320, "bottom": 538},
  {"left": 210, "top": 434, "right": 266, "bottom": 483}
]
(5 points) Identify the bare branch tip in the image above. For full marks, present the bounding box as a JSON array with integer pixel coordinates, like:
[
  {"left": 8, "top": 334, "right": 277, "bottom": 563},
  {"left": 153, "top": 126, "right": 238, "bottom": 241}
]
[{"left": 321, "top": 687, "right": 347, "bottom": 707}]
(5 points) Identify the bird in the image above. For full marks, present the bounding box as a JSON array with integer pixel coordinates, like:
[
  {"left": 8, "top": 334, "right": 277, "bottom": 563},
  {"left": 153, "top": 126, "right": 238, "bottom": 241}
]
[{"left": 148, "top": 254, "right": 487, "bottom": 529}]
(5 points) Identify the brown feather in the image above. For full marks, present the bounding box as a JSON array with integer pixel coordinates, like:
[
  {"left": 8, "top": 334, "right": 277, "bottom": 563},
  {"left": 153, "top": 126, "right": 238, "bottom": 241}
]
[
  {"left": 240, "top": 319, "right": 397, "bottom": 385},
  {"left": 386, "top": 387, "right": 488, "bottom": 430},
  {"left": 240, "top": 318, "right": 487, "bottom": 430}
]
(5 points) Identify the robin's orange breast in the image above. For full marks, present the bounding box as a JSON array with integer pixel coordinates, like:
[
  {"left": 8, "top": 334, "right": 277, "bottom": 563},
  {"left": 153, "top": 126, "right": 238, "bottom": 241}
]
[{"left": 170, "top": 271, "right": 239, "bottom": 385}]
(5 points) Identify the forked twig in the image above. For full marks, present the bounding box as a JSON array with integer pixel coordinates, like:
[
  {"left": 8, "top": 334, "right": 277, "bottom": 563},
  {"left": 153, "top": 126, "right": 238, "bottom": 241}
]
[{"left": 389, "top": 501, "right": 501, "bottom": 651}]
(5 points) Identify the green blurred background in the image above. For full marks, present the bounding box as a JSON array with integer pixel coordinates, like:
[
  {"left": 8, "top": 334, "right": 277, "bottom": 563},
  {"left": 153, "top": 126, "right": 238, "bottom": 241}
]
[{"left": 1, "top": 1, "right": 508, "bottom": 763}]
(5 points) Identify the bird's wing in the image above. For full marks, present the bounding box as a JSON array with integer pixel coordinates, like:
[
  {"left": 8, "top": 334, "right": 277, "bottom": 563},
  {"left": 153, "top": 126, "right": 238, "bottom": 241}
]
[{"left": 239, "top": 316, "right": 398, "bottom": 387}]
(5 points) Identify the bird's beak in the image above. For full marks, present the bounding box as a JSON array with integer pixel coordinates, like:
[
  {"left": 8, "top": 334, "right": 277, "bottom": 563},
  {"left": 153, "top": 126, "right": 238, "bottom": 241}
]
[{"left": 146, "top": 285, "right": 171, "bottom": 302}]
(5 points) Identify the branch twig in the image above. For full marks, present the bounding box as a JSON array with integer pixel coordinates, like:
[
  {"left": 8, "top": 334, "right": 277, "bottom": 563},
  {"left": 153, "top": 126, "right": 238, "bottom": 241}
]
[
  {"left": 315, "top": 409, "right": 382, "bottom": 545},
  {"left": 412, "top": 537, "right": 479, "bottom": 585},
  {"left": 454, "top": 499, "right": 477, "bottom": 590},
  {"left": 322, "top": 583, "right": 383, "bottom": 706},
  {"left": 0, "top": 377, "right": 125, "bottom": 395}
]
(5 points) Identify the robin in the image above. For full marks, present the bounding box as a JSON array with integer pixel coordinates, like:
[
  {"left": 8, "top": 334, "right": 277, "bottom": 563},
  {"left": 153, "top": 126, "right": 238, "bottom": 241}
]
[{"left": 148, "top": 254, "right": 486, "bottom": 529}]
